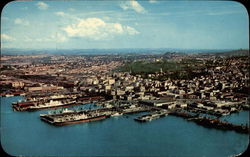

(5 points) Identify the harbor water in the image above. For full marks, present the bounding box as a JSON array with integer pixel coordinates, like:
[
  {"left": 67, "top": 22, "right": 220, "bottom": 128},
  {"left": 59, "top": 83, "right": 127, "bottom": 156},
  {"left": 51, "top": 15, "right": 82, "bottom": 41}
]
[{"left": 1, "top": 96, "right": 249, "bottom": 157}]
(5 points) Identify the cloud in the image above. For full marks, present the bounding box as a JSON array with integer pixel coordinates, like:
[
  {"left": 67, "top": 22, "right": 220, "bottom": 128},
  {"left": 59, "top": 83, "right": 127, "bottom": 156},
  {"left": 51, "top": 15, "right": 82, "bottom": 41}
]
[
  {"left": 33, "top": 33, "right": 67, "bottom": 43},
  {"left": 55, "top": 11, "right": 65, "bottom": 16},
  {"left": 68, "top": 8, "right": 75, "bottom": 12},
  {"left": 125, "top": 26, "right": 139, "bottom": 35},
  {"left": 1, "top": 34, "right": 16, "bottom": 41},
  {"left": 36, "top": 2, "right": 49, "bottom": 10},
  {"left": 120, "top": 0, "right": 146, "bottom": 14},
  {"left": 14, "top": 18, "right": 29, "bottom": 26},
  {"left": 62, "top": 18, "right": 139, "bottom": 40},
  {"left": 149, "top": 0, "right": 157, "bottom": 3},
  {"left": 24, "top": 36, "right": 32, "bottom": 42},
  {"left": 50, "top": 33, "right": 67, "bottom": 42},
  {"left": 21, "top": 33, "right": 67, "bottom": 43},
  {"left": 207, "top": 10, "right": 243, "bottom": 16},
  {"left": 54, "top": 11, "right": 80, "bottom": 21}
]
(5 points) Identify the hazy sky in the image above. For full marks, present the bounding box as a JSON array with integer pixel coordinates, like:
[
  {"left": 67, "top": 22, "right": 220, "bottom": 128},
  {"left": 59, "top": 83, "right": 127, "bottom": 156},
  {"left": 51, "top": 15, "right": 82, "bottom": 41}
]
[{"left": 1, "top": 0, "right": 249, "bottom": 49}]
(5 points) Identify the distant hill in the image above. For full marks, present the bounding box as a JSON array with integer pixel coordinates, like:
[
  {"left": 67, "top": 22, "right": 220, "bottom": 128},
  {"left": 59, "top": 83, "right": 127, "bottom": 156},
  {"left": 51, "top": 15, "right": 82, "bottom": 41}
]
[
  {"left": 211, "top": 49, "right": 249, "bottom": 56},
  {"left": 163, "top": 52, "right": 187, "bottom": 59},
  {"left": 1, "top": 48, "right": 248, "bottom": 56}
]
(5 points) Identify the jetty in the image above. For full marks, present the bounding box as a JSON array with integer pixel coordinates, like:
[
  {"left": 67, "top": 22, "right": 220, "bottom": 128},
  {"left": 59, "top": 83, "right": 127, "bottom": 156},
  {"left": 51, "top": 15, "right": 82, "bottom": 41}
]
[
  {"left": 169, "top": 110, "right": 249, "bottom": 134},
  {"left": 134, "top": 110, "right": 169, "bottom": 122}
]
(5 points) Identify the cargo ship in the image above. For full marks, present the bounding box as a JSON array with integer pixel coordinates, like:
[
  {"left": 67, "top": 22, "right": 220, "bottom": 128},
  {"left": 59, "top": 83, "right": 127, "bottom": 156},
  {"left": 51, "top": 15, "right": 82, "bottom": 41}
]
[
  {"left": 40, "top": 109, "right": 108, "bottom": 126},
  {"left": 26, "top": 94, "right": 67, "bottom": 101},
  {"left": 12, "top": 95, "right": 105, "bottom": 111},
  {"left": 0, "top": 91, "right": 25, "bottom": 97},
  {"left": 12, "top": 101, "right": 35, "bottom": 111},
  {"left": 76, "top": 96, "right": 104, "bottom": 103},
  {"left": 12, "top": 99, "right": 78, "bottom": 111},
  {"left": 28, "top": 99, "right": 78, "bottom": 111}
]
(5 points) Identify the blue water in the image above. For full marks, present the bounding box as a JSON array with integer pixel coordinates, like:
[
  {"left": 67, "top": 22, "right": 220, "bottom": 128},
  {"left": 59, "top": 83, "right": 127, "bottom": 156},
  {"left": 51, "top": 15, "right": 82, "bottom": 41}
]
[{"left": 1, "top": 96, "right": 249, "bottom": 157}]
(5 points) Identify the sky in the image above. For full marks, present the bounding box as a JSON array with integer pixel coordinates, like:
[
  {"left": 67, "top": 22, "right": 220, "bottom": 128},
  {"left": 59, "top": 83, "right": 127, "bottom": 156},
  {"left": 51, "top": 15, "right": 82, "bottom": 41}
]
[{"left": 1, "top": 0, "right": 249, "bottom": 50}]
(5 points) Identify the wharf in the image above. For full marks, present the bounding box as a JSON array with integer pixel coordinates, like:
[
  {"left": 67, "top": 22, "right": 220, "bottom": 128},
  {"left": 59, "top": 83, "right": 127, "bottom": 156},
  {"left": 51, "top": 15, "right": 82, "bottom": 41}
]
[
  {"left": 40, "top": 104, "right": 153, "bottom": 126},
  {"left": 193, "top": 117, "right": 249, "bottom": 134},
  {"left": 0, "top": 91, "right": 25, "bottom": 97},
  {"left": 134, "top": 110, "right": 169, "bottom": 122},
  {"left": 38, "top": 99, "right": 249, "bottom": 134},
  {"left": 122, "top": 106, "right": 151, "bottom": 114},
  {"left": 169, "top": 110, "right": 249, "bottom": 134},
  {"left": 241, "top": 104, "right": 250, "bottom": 110},
  {"left": 186, "top": 107, "right": 225, "bottom": 117}
]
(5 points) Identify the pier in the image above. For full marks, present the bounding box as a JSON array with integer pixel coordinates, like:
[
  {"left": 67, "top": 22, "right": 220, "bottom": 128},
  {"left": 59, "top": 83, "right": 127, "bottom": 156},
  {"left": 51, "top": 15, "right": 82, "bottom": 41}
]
[
  {"left": 37, "top": 99, "right": 249, "bottom": 134},
  {"left": 5, "top": 89, "right": 248, "bottom": 134},
  {"left": 134, "top": 110, "right": 170, "bottom": 122},
  {"left": 169, "top": 110, "right": 249, "bottom": 134},
  {"left": 186, "top": 107, "right": 225, "bottom": 117}
]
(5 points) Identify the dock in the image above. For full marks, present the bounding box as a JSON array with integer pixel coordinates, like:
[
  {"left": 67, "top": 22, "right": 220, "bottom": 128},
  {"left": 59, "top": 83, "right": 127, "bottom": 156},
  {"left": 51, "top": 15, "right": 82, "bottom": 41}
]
[
  {"left": 169, "top": 110, "right": 249, "bottom": 134},
  {"left": 134, "top": 110, "right": 169, "bottom": 122},
  {"left": 186, "top": 107, "right": 225, "bottom": 117},
  {"left": 34, "top": 97, "right": 249, "bottom": 134}
]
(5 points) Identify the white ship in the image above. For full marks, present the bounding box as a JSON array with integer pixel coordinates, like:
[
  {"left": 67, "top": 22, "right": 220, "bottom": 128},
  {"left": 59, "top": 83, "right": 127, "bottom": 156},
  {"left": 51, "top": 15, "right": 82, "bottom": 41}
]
[{"left": 28, "top": 99, "right": 77, "bottom": 111}]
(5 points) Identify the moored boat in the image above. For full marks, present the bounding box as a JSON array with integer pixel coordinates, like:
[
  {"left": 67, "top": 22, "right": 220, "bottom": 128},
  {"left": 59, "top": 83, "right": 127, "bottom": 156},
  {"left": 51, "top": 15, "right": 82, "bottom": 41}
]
[
  {"left": 27, "top": 101, "right": 77, "bottom": 111},
  {"left": 12, "top": 99, "right": 78, "bottom": 111},
  {"left": 111, "top": 112, "right": 123, "bottom": 117},
  {"left": 40, "top": 109, "right": 108, "bottom": 126}
]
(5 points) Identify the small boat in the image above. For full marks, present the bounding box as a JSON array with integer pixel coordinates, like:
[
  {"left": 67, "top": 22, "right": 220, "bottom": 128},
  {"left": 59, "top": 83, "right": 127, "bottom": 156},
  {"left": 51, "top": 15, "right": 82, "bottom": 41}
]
[{"left": 111, "top": 112, "right": 123, "bottom": 117}]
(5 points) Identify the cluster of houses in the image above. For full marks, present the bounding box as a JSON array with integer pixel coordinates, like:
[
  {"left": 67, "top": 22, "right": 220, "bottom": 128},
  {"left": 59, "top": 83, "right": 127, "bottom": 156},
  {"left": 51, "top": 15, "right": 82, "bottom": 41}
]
[
  {"left": 1, "top": 54, "right": 248, "bottom": 114},
  {"left": 77, "top": 57, "right": 248, "bottom": 113}
]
